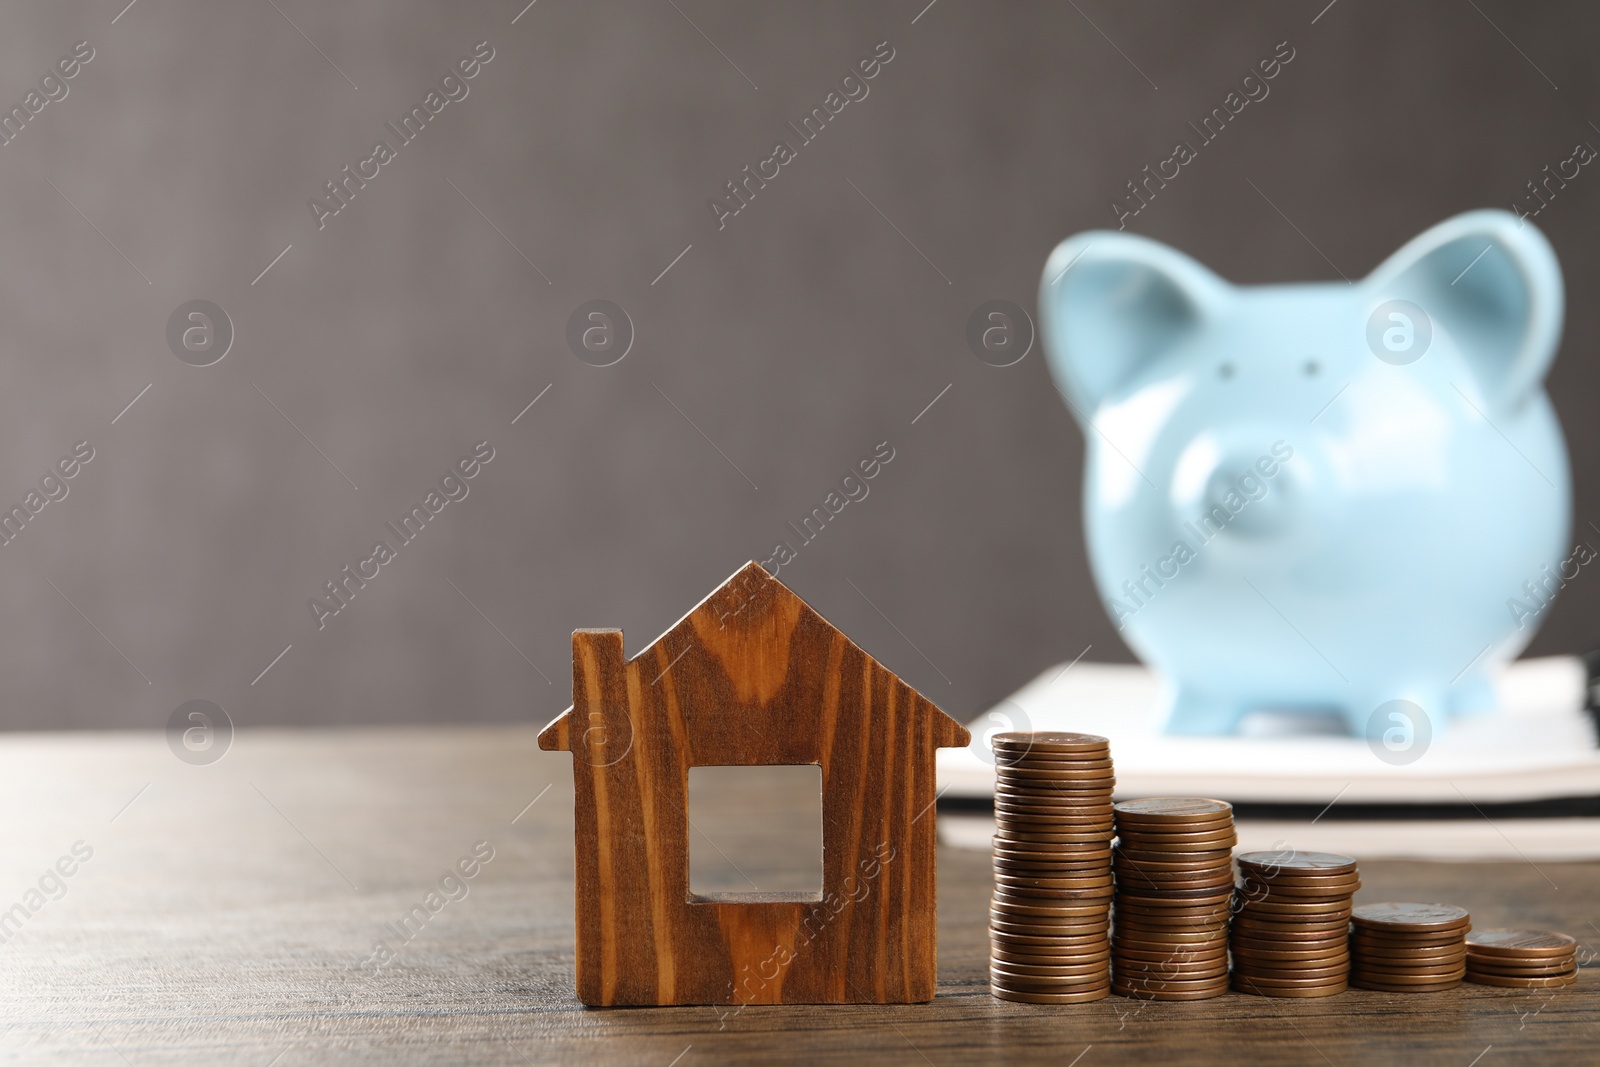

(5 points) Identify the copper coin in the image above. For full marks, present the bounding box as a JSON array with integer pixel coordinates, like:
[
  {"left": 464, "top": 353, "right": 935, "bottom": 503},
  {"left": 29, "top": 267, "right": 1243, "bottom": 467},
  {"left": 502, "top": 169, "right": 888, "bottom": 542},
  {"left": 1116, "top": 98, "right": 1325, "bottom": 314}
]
[
  {"left": 1233, "top": 953, "right": 1351, "bottom": 972},
  {"left": 1112, "top": 974, "right": 1230, "bottom": 992},
  {"left": 1350, "top": 964, "right": 1467, "bottom": 983},
  {"left": 1229, "top": 940, "right": 1349, "bottom": 961},
  {"left": 1115, "top": 808, "right": 1235, "bottom": 828},
  {"left": 991, "top": 903, "right": 1110, "bottom": 921},
  {"left": 1113, "top": 984, "right": 1229, "bottom": 1001},
  {"left": 1116, "top": 836, "right": 1238, "bottom": 854},
  {"left": 1233, "top": 961, "right": 1350, "bottom": 980},
  {"left": 1115, "top": 892, "right": 1234, "bottom": 909},
  {"left": 989, "top": 969, "right": 1112, "bottom": 990},
  {"left": 991, "top": 933, "right": 1111, "bottom": 950},
  {"left": 997, "top": 765, "right": 1115, "bottom": 781},
  {"left": 1465, "top": 929, "right": 1579, "bottom": 958},
  {"left": 992, "top": 945, "right": 1111, "bottom": 963},
  {"left": 1112, "top": 928, "right": 1231, "bottom": 945},
  {"left": 991, "top": 960, "right": 1112, "bottom": 978},
  {"left": 1236, "top": 850, "right": 1357, "bottom": 876},
  {"left": 1231, "top": 940, "right": 1349, "bottom": 959},
  {"left": 1113, "top": 847, "right": 1233, "bottom": 866},
  {"left": 1466, "top": 957, "right": 1579, "bottom": 975},
  {"left": 1352, "top": 902, "right": 1470, "bottom": 933},
  {"left": 1233, "top": 915, "right": 1351, "bottom": 934},
  {"left": 991, "top": 985, "right": 1111, "bottom": 1003},
  {"left": 1114, "top": 944, "right": 1228, "bottom": 964},
  {"left": 993, "top": 883, "right": 1115, "bottom": 901},
  {"left": 1116, "top": 824, "right": 1238, "bottom": 843},
  {"left": 1237, "top": 878, "right": 1360, "bottom": 899},
  {"left": 1350, "top": 959, "right": 1465, "bottom": 979},
  {"left": 1114, "top": 798, "right": 1233, "bottom": 821},
  {"left": 1117, "top": 967, "right": 1230, "bottom": 984},
  {"left": 1352, "top": 941, "right": 1466, "bottom": 961},
  {"left": 997, "top": 830, "right": 1116, "bottom": 845},
  {"left": 1464, "top": 970, "right": 1578, "bottom": 988},
  {"left": 1238, "top": 898, "right": 1353, "bottom": 918},
  {"left": 1237, "top": 867, "right": 1362, "bottom": 885},
  {"left": 1114, "top": 916, "right": 1230, "bottom": 934},
  {"left": 1231, "top": 976, "right": 1347, "bottom": 998},
  {"left": 1350, "top": 976, "right": 1462, "bottom": 992},
  {"left": 1228, "top": 921, "right": 1356, "bottom": 940},
  {"left": 996, "top": 795, "right": 1117, "bottom": 811},
  {"left": 1351, "top": 931, "right": 1467, "bottom": 949},
  {"left": 992, "top": 730, "right": 1108, "bottom": 748},
  {"left": 995, "top": 754, "right": 1114, "bottom": 768},
  {"left": 990, "top": 921, "right": 1110, "bottom": 940},
  {"left": 992, "top": 866, "right": 1115, "bottom": 886}
]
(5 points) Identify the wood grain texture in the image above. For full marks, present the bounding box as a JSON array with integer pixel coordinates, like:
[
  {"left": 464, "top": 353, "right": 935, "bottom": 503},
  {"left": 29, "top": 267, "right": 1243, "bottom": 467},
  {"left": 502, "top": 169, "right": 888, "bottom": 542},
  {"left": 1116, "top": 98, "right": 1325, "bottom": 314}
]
[
  {"left": 1, "top": 728, "right": 1598, "bottom": 1064},
  {"left": 538, "top": 562, "right": 971, "bottom": 1006}
]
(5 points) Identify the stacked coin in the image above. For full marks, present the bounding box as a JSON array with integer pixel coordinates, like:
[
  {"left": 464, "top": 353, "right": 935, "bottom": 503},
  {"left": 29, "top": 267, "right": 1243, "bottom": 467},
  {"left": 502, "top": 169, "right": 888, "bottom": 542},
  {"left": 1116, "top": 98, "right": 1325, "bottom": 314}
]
[
  {"left": 988, "top": 731, "right": 1115, "bottom": 1004},
  {"left": 1465, "top": 929, "right": 1579, "bottom": 988},
  {"left": 1230, "top": 850, "right": 1358, "bottom": 998},
  {"left": 1110, "top": 798, "right": 1236, "bottom": 1000},
  {"left": 1350, "top": 902, "right": 1471, "bottom": 992}
]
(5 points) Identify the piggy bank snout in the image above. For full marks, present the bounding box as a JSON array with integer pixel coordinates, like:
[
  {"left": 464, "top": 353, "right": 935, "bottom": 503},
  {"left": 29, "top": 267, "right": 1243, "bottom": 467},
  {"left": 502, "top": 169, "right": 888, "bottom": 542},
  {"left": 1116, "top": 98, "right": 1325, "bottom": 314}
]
[{"left": 1173, "top": 438, "right": 1304, "bottom": 541}]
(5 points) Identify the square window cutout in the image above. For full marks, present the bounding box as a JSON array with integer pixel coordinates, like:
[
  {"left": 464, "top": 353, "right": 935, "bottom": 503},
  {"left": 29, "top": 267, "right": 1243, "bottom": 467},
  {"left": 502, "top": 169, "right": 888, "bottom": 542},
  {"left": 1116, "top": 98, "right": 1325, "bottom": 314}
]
[{"left": 687, "top": 764, "right": 823, "bottom": 902}]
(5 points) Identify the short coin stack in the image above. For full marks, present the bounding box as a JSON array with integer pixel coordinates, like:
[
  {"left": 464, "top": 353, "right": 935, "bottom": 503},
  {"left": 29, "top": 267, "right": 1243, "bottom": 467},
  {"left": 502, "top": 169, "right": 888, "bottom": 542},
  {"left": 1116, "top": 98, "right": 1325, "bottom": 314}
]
[
  {"left": 1110, "top": 798, "right": 1236, "bottom": 1000},
  {"left": 1465, "top": 929, "right": 1579, "bottom": 988},
  {"left": 988, "top": 731, "right": 1115, "bottom": 1004},
  {"left": 1350, "top": 902, "right": 1471, "bottom": 992},
  {"left": 1230, "top": 850, "right": 1358, "bottom": 998}
]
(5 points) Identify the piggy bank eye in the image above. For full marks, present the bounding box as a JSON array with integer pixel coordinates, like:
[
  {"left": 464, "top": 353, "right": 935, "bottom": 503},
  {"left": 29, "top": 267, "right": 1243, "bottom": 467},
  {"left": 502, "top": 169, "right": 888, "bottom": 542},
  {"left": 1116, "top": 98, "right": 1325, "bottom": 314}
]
[
  {"left": 1218, "top": 363, "right": 1235, "bottom": 380},
  {"left": 1303, "top": 360, "right": 1320, "bottom": 376}
]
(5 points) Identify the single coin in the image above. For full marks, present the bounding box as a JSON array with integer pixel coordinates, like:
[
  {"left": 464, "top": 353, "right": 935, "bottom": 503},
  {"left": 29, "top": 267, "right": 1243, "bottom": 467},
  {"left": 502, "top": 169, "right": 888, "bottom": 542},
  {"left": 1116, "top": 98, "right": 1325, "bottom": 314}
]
[
  {"left": 1351, "top": 933, "right": 1468, "bottom": 950},
  {"left": 1115, "top": 840, "right": 1239, "bottom": 857},
  {"left": 1237, "top": 878, "right": 1360, "bottom": 899},
  {"left": 1350, "top": 947, "right": 1465, "bottom": 966},
  {"left": 992, "top": 730, "right": 1108, "bottom": 748},
  {"left": 1238, "top": 898, "right": 1354, "bottom": 918},
  {"left": 1231, "top": 940, "right": 1349, "bottom": 958},
  {"left": 990, "top": 921, "right": 1110, "bottom": 939},
  {"left": 1352, "top": 902, "right": 1471, "bottom": 933},
  {"left": 1231, "top": 977, "right": 1347, "bottom": 998},
  {"left": 1113, "top": 984, "right": 1229, "bottom": 1001},
  {"left": 992, "top": 946, "right": 1111, "bottom": 963},
  {"left": 997, "top": 829, "right": 1116, "bottom": 845},
  {"left": 1114, "top": 798, "right": 1232, "bottom": 820},
  {"left": 1232, "top": 961, "right": 1350, "bottom": 981},
  {"left": 989, "top": 969, "right": 1112, "bottom": 991},
  {"left": 1114, "top": 896, "right": 1233, "bottom": 913},
  {"left": 1236, "top": 850, "right": 1357, "bottom": 876},
  {"left": 1350, "top": 964, "right": 1467, "bottom": 983},
  {"left": 991, "top": 984, "right": 1111, "bottom": 1003},
  {"left": 1234, "top": 925, "right": 1351, "bottom": 942},
  {"left": 1116, "top": 824, "right": 1239, "bottom": 843},
  {"left": 1117, "top": 967, "right": 1230, "bottom": 984},
  {"left": 1466, "top": 958, "right": 1579, "bottom": 976},
  {"left": 1113, "top": 903, "right": 1233, "bottom": 921},
  {"left": 1229, "top": 941, "right": 1350, "bottom": 961},
  {"left": 1234, "top": 954, "right": 1351, "bottom": 973},
  {"left": 990, "top": 960, "right": 1112, "bottom": 979},
  {"left": 1113, "top": 919, "right": 1230, "bottom": 936},
  {"left": 1464, "top": 970, "right": 1578, "bottom": 988},
  {"left": 1111, "top": 928, "right": 1231, "bottom": 945},
  {"left": 1113, "top": 946, "right": 1228, "bottom": 965},
  {"left": 1229, "top": 971, "right": 1352, "bottom": 989},
  {"left": 1465, "top": 929, "right": 1579, "bottom": 958},
  {"left": 1233, "top": 916, "right": 1352, "bottom": 934},
  {"left": 995, "top": 753, "right": 1115, "bottom": 768},
  {"left": 1113, "top": 846, "right": 1233, "bottom": 864},
  {"left": 993, "top": 868, "right": 1115, "bottom": 886},
  {"left": 1350, "top": 976, "right": 1463, "bottom": 993},
  {"left": 1237, "top": 867, "right": 1362, "bottom": 885},
  {"left": 991, "top": 934, "right": 1111, "bottom": 951}
]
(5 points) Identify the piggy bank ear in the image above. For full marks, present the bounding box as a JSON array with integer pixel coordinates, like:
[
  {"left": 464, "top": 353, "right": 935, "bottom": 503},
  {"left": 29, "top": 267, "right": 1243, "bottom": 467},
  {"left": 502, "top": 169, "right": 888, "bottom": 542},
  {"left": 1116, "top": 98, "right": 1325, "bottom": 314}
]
[
  {"left": 1365, "top": 209, "right": 1563, "bottom": 411},
  {"left": 1038, "top": 232, "right": 1228, "bottom": 421}
]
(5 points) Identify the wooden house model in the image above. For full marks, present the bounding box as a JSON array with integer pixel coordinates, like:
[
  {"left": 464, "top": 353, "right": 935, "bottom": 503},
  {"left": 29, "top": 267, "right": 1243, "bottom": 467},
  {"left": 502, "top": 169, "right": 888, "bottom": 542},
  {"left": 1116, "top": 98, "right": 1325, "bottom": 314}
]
[{"left": 538, "top": 562, "right": 970, "bottom": 1006}]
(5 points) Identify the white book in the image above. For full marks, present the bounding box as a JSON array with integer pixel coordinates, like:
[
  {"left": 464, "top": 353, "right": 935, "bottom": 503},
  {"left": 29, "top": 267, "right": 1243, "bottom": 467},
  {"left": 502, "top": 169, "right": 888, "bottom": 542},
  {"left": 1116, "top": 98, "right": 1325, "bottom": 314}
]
[{"left": 936, "top": 656, "right": 1600, "bottom": 860}]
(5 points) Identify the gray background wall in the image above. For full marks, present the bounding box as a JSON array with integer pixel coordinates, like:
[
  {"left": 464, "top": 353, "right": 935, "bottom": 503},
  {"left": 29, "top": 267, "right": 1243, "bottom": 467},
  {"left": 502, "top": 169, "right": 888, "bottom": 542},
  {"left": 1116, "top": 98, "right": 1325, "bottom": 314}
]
[{"left": 0, "top": 0, "right": 1595, "bottom": 731}]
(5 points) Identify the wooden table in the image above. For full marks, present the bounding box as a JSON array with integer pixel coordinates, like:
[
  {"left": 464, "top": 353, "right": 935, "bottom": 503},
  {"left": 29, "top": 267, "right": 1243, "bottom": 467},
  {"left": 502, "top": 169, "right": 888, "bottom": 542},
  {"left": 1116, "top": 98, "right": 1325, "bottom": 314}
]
[{"left": 1, "top": 726, "right": 1594, "bottom": 1065}]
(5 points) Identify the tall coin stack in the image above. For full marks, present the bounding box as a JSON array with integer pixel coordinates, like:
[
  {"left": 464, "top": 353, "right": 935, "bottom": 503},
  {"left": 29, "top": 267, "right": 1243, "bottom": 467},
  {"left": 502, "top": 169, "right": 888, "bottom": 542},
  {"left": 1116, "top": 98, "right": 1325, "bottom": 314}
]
[
  {"left": 1230, "top": 850, "right": 1359, "bottom": 998},
  {"left": 988, "top": 731, "right": 1115, "bottom": 1005},
  {"left": 1110, "top": 798, "right": 1236, "bottom": 1001},
  {"left": 1465, "top": 929, "right": 1579, "bottom": 988},
  {"left": 1349, "top": 903, "right": 1471, "bottom": 992}
]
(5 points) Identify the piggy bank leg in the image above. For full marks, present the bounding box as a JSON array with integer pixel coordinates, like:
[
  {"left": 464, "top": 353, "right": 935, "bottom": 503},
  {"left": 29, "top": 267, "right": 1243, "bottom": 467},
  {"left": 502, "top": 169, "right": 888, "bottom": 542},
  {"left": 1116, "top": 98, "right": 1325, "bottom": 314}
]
[
  {"left": 1447, "top": 672, "right": 1497, "bottom": 719},
  {"left": 1163, "top": 687, "right": 1248, "bottom": 736}
]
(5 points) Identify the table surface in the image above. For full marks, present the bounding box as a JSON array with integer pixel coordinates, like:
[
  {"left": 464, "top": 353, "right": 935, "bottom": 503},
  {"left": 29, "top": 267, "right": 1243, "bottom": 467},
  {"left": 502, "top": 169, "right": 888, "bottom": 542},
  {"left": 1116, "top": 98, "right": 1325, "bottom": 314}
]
[{"left": 1, "top": 726, "right": 1595, "bottom": 1066}]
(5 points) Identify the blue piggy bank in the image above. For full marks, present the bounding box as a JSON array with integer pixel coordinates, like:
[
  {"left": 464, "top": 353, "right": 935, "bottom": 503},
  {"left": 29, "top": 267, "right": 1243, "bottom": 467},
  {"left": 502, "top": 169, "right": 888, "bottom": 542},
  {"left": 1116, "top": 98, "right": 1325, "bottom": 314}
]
[{"left": 1038, "top": 210, "right": 1571, "bottom": 737}]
